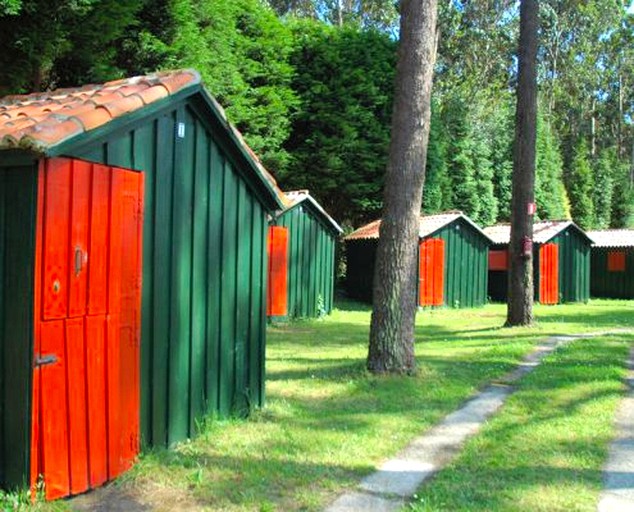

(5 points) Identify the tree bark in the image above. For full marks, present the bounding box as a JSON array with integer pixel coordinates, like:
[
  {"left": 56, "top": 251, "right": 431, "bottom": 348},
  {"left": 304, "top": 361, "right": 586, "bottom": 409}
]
[
  {"left": 368, "top": 0, "right": 438, "bottom": 373},
  {"left": 506, "top": 0, "right": 539, "bottom": 327}
]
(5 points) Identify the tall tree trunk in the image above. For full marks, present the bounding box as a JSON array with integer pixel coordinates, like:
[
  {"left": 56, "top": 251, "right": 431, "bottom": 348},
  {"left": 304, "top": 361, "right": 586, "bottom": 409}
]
[
  {"left": 591, "top": 97, "right": 596, "bottom": 158},
  {"left": 507, "top": 0, "right": 539, "bottom": 327},
  {"left": 368, "top": 0, "right": 438, "bottom": 374}
]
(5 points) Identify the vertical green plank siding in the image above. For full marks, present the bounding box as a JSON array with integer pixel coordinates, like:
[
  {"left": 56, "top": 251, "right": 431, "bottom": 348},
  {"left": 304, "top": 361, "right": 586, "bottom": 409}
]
[
  {"left": 206, "top": 141, "right": 223, "bottom": 413},
  {"left": 591, "top": 248, "right": 634, "bottom": 298},
  {"left": 551, "top": 228, "right": 591, "bottom": 303},
  {"left": 435, "top": 219, "right": 489, "bottom": 308},
  {"left": 219, "top": 160, "right": 238, "bottom": 417},
  {"left": 149, "top": 113, "right": 175, "bottom": 446},
  {"left": 133, "top": 121, "right": 156, "bottom": 444},
  {"left": 258, "top": 213, "right": 268, "bottom": 405},
  {"left": 68, "top": 98, "right": 271, "bottom": 447},
  {"left": 168, "top": 106, "right": 193, "bottom": 444},
  {"left": 276, "top": 204, "right": 337, "bottom": 318},
  {"left": 190, "top": 119, "right": 209, "bottom": 429},
  {"left": 0, "top": 166, "right": 38, "bottom": 489},
  {"left": 235, "top": 179, "right": 251, "bottom": 413},
  {"left": 0, "top": 170, "right": 4, "bottom": 487}
]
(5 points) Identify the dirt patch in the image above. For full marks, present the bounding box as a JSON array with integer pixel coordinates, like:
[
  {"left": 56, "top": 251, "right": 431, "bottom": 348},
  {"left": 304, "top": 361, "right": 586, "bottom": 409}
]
[{"left": 69, "top": 481, "right": 203, "bottom": 512}]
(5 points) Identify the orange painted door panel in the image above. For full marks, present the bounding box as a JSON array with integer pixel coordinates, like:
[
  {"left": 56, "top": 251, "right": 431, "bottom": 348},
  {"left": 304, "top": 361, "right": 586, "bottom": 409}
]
[
  {"left": 267, "top": 226, "right": 288, "bottom": 316},
  {"left": 539, "top": 243, "right": 559, "bottom": 304},
  {"left": 41, "top": 159, "right": 71, "bottom": 320},
  {"left": 31, "top": 158, "right": 144, "bottom": 500},
  {"left": 418, "top": 238, "right": 445, "bottom": 307}
]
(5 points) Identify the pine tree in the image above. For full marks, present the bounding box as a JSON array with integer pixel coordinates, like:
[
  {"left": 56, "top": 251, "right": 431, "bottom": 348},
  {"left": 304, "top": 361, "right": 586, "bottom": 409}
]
[
  {"left": 535, "top": 115, "right": 569, "bottom": 220},
  {"left": 611, "top": 156, "right": 634, "bottom": 228},
  {"left": 472, "top": 117, "right": 498, "bottom": 225},
  {"left": 592, "top": 147, "right": 615, "bottom": 228},
  {"left": 567, "top": 140, "right": 595, "bottom": 229},
  {"left": 445, "top": 99, "right": 479, "bottom": 217},
  {"left": 489, "top": 98, "right": 514, "bottom": 223},
  {"left": 368, "top": 0, "right": 438, "bottom": 374},
  {"left": 507, "top": 0, "right": 538, "bottom": 327},
  {"left": 423, "top": 104, "right": 449, "bottom": 213}
]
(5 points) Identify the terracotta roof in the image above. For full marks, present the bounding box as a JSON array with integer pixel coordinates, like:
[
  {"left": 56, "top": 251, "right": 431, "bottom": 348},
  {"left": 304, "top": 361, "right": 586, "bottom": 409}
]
[
  {"left": 587, "top": 229, "right": 634, "bottom": 248},
  {"left": 280, "top": 190, "right": 342, "bottom": 234},
  {"left": 483, "top": 220, "right": 590, "bottom": 245},
  {"left": 344, "top": 211, "right": 492, "bottom": 242},
  {"left": 0, "top": 69, "right": 201, "bottom": 152}
]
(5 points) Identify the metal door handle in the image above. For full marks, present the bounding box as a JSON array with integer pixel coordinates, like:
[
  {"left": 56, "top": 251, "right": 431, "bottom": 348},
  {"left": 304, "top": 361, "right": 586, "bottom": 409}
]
[
  {"left": 35, "top": 354, "right": 58, "bottom": 367},
  {"left": 75, "top": 246, "right": 85, "bottom": 276}
]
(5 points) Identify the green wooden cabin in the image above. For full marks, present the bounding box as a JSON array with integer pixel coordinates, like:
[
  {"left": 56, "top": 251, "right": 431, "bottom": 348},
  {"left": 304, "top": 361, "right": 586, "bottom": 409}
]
[
  {"left": 271, "top": 190, "right": 342, "bottom": 319},
  {"left": 344, "top": 212, "right": 492, "bottom": 308},
  {"left": 588, "top": 229, "right": 634, "bottom": 299},
  {"left": 0, "top": 70, "right": 284, "bottom": 491},
  {"left": 484, "top": 221, "right": 592, "bottom": 304}
]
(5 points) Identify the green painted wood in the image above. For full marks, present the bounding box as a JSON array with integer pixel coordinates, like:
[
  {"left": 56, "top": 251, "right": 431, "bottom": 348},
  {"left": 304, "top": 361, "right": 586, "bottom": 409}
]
[
  {"left": 168, "top": 107, "right": 194, "bottom": 443},
  {"left": 249, "top": 204, "right": 263, "bottom": 406},
  {"left": 257, "top": 213, "right": 267, "bottom": 406},
  {"left": 190, "top": 118, "right": 209, "bottom": 430},
  {"left": 0, "top": 170, "right": 4, "bottom": 487},
  {"left": 107, "top": 134, "right": 133, "bottom": 170},
  {"left": 219, "top": 160, "right": 238, "bottom": 416},
  {"left": 235, "top": 179, "right": 251, "bottom": 414},
  {"left": 591, "top": 248, "right": 634, "bottom": 298},
  {"left": 0, "top": 165, "right": 38, "bottom": 489},
  {"left": 435, "top": 219, "right": 489, "bottom": 308},
  {"left": 205, "top": 141, "right": 223, "bottom": 413},
  {"left": 149, "top": 113, "right": 175, "bottom": 447},
  {"left": 133, "top": 121, "right": 156, "bottom": 445}
]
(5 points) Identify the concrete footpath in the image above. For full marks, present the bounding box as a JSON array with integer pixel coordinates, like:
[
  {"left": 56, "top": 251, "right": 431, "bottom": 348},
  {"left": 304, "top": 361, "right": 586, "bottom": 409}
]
[
  {"left": 598, "top": 345, "right": 634, "bottom": 512},
  {"left": 326, "top": 332, "right": 632, "bottom": 512}
]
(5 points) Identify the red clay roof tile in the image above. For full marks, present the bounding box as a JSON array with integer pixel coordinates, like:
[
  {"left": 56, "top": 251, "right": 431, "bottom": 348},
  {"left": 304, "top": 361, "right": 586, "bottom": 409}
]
[
  {"left": 135, "top": 85, "right": 169, "bottom": 104},
  {"left": 74, "top": 107, "right": 113, "bottom": 130},
  {"left": 0, "top": 69, "right": 200, "bottom": 152}
]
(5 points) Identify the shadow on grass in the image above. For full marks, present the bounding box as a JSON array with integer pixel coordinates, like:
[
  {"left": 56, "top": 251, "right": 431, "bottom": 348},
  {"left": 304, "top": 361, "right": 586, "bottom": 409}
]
[{"left": 135, "top": 448, "right": 371, "bottom": 511}]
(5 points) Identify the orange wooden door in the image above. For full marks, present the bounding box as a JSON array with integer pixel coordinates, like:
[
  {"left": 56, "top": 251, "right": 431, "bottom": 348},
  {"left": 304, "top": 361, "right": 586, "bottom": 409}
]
[
  {"left": 267, "top": 226, "right": 288, "bottom": 317},
  {"left": 539, "top": 243, "right": 559, "bottom": 305},
  {"left": 418, "top": 238, "right": 445, "bottom": 307},
  {"left": 30, "top": 158, "right": 144, "bottom": 500}
]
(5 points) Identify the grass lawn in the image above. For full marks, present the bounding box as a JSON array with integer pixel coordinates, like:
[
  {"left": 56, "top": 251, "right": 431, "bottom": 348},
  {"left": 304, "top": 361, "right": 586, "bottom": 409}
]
[{"left": 3, "top": 299, "right": 632, "bottom": 511}]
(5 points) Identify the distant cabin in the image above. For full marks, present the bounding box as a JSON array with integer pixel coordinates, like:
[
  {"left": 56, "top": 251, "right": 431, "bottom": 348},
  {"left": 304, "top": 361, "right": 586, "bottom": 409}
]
[
  {"left": 587, "top": 229, "right": 634, "bottom": 299},
  {"left": 344, "top": 212, "right": 493, "bottom": 308},
  {"left": 267, "top": 190, "right": 342, "bottom": 319},
  {"left": 484, "top": 221, "right": 592, "bottom": 304}
]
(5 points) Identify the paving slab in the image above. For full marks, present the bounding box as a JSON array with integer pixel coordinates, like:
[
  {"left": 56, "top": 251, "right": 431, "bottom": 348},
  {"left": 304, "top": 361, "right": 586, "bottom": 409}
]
[{"left": 598, "top": 345, "right": 634, "bottom": 512}]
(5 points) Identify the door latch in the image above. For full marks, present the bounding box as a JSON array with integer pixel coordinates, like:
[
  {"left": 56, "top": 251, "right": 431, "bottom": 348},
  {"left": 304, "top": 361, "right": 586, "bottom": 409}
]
[
  {"left": 34, "top": 354, "right": 58, "bottom": 367},
  {"left": 74, "top": 246, "right": 85, "bottom": 276}
]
